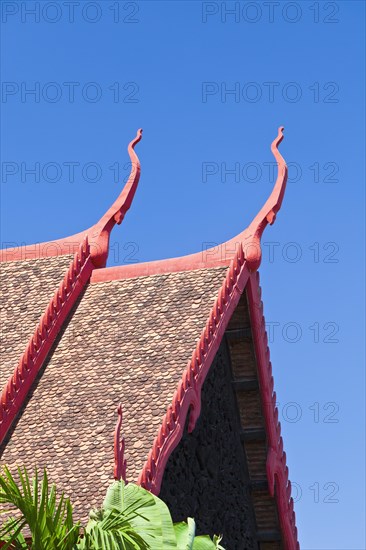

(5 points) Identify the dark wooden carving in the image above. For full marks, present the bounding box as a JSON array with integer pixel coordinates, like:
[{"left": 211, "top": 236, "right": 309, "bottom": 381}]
[{"left": 159, "top": 339, "right": 257, "bottom": 549}]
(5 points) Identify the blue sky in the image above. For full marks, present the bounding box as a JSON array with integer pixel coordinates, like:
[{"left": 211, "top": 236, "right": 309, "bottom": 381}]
[{"left": 1, "top": 1, "right": 365, "bottom": 548}]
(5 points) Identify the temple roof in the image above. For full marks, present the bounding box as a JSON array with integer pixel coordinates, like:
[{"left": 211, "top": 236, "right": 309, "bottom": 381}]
[
  {"left": 0, "top": 127, "right": 299, "bottom": 549},
  {"left": 1, "top": 266, "right": 227, "bottom": 522}
]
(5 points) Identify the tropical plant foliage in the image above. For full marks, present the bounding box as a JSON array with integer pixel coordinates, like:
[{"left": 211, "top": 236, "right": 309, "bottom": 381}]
[
  {"left": 0, "top": 466, "right": 224, "bottom": 550},
  {"left": 0, "top": 466, "right": 79, "bottom": 550}
]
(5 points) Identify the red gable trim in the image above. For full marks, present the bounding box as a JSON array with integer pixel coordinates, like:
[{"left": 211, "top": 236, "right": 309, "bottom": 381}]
[
  {"left": 137, "top": 244, "right": 249, "bottom": 495},
  {"left": 0, "top": 237, "right": 92, "bottom": 444},
  {"left": 1, "top": 127, "right": 286, "bottom": 278},
  {"left": 137, "top": 250, "right": 299, "bottom": 549},
  {"left": 247, "top": 272, "right": 299, "bottom": 549}
]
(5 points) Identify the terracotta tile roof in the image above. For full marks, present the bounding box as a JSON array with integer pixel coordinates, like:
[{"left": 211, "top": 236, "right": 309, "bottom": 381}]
[
  {"left": 1, "top": 267, "right": 227, "bottom": 523},
  {"left": 0, "top": 255, "right": 73, "bottom": 388},
  {"left": 0, "top": 127, "right": 299, "bottom": 548}
]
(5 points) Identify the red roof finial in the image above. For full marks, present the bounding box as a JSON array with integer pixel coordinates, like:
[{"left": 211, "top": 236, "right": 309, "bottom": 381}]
[
  {"left": 89, "top": 126, "right": 288, "bottom": 282},
  {"left": 240, "top": 126, "right": 287, "bottom": 270},
  {"left": 0, "top": 129, "right": 143, "bottom": 265},
  {"left": 114, "top": 403, "right": 127, "bottom": 482},
  {"left": 98, "top": 128, "right": 143, "bottom": 229},
  {"left": 91, "top": 128, "right": 143, "bottom": 267},
  {"left": 250, "top": 126, "right": 286, "bottom": 228}
]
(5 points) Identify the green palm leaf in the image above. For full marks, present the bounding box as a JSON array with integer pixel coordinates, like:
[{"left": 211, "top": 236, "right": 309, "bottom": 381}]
[
  {"left": 0, "top": 466, "right": 79, "bottom": 550},
  {"left": 80, "top": 480, "right": 177, "bottom": 549}
]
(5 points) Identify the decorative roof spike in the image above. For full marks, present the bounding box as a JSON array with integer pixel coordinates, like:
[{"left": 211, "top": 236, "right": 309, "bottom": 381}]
[
  {"left": 103, "top": 128, "right": 143, "bottom": 227},
  {"left": 243, "top": 126, "right": 287, "bottom": 270},
  {"left": 92, "top": 129, "right": 143, "bottom": 268},
  {"left": 257, "top": 126, "right": 287, "bottom": 226},
  {"left": 114, "top": 403, "right": 127, "bottom": 482},
  {"left": 1, "top": 130, "right": 144, "bottom": 265}
]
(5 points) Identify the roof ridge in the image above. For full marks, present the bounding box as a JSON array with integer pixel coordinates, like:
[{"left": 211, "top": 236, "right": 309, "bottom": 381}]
[
  {"left": 91, "top": 258, "right": 231, "bottom": 283},
  {"left": 1, "top": 127, "right": 286, "bottom": 274}
]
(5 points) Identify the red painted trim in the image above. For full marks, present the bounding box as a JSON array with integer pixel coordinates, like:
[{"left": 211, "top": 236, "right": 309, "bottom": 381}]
[
  {"left": 247, "top": 272, "right": 299, "bottom": 549},
  {"left": 239, "top": 126, "right": 288, "bottom": 270},
  {"left": 0, "top": 130, "right": 143, "bottom": 266},
  {"left": 0, "top": 237, "right": 93, "bottom": 445},
  {"left": 114, "top": 403, "right": 127, "bottom": 482},
  {"left": 207, "top": 126, "right": 287, "bottom": 271},
  {"left": 136, "top": 251, "right": 298, "bottom": 549},
  {"left": 137, "top": 244, "right": 250, "bottom": 493}
]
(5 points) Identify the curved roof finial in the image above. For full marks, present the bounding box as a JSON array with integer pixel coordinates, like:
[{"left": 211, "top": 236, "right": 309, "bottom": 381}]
[
  {"left": 242, "top": 126, "right": 287, "bottom": 270},
  {"left": 251, "top": 126, "right": 287, "bottom": 229},
  {"left": 90, "top": 126, "right": 288, "bottom": 280},
  {"left": 99, "top": 128, "right": 143, "bottom": 229},
  {"left": 91, "top": 128, "right": 143, "bottom": 267},
  {"left": 0, "top": 129, "right": 143, "bottom": 265}
]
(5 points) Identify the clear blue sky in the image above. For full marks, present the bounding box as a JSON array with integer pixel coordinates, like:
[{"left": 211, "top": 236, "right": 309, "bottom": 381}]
[{"left": 1, "top": 1, "right": 365, "bottom": 548}]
